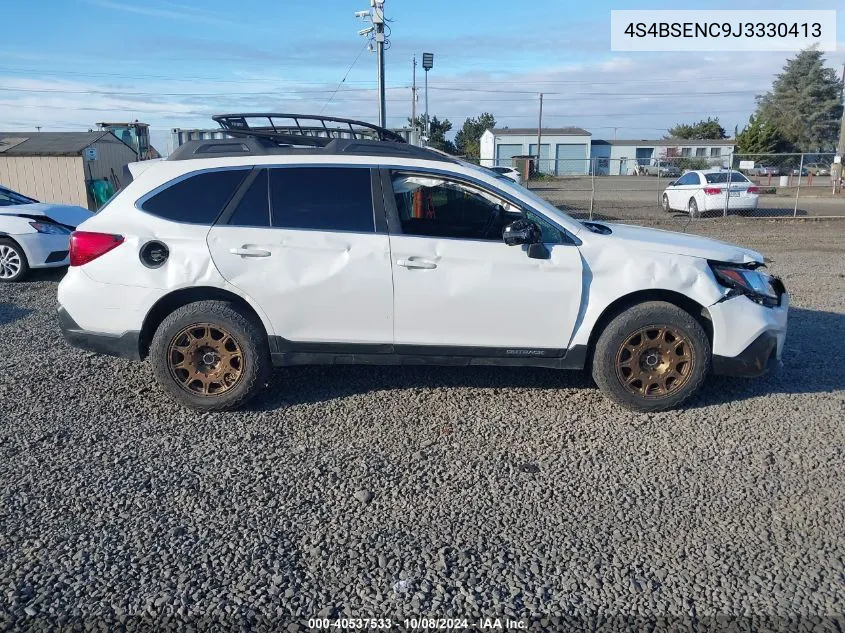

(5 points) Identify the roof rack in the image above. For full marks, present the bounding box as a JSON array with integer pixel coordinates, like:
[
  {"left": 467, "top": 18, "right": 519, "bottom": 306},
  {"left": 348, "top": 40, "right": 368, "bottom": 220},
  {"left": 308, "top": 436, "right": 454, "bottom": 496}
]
[
  {"left": 167, "top": 113, "right": 455, "bottom": 163},
  {"left": 213, "top": 113, "right": 407, "bottom": 147}
]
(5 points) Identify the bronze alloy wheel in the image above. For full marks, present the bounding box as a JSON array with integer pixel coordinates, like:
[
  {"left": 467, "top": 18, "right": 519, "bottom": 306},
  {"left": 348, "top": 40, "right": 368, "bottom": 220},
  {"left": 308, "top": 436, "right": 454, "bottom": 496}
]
[
  {"left": 167, "top": 323, "right": 244, "bottom": 396},
  {"left": 615, "top": 325, "right": 695, "bottom": 398}
]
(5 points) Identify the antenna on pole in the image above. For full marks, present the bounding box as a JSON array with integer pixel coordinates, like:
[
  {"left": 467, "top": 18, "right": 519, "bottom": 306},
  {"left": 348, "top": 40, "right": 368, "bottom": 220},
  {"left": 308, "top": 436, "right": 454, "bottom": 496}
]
[{"left": 356, "top": 0, "right": 388, "bottom": 128}]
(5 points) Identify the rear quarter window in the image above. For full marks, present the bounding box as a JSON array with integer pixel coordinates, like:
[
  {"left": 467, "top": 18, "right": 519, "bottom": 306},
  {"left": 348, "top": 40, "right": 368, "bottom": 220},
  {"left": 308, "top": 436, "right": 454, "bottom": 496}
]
[{"left": 140, "top": 169, "right": 249, "bottom": 224}]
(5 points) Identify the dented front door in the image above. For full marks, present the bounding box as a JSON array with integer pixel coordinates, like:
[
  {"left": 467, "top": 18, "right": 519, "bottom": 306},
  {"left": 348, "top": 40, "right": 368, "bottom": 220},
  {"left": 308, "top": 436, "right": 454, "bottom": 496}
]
[{"left": 389, "top": 236, "right": 583, "bottom": 350}]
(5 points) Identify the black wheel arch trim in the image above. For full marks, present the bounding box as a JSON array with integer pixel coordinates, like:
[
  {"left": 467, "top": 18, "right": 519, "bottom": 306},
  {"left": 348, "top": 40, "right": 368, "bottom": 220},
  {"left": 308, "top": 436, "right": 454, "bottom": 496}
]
[
  {"left": 582, "top": 290, "right": 713, "bottom": 368},
  {"left": 138, "top": 286, "right": 269, "bottom": 359}
]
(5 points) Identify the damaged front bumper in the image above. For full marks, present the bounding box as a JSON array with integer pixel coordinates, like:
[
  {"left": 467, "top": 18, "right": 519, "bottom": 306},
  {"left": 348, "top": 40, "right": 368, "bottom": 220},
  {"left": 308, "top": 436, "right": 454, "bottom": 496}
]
[
  {"left": 712, "top": 331, "right": 780, "bottom": 377},
  {"left": 709, "top": 292, "right": 788, "bottom": 378}
]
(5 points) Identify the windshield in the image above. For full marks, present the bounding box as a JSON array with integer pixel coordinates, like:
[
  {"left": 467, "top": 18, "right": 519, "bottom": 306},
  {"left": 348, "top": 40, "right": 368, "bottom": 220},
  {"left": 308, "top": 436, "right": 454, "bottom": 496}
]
[
  {"left": 0, "top": 187, "right": 37, "bottom": 206},
  {"left": 704, "top": 172, "right": 749, "bottom": 184}
]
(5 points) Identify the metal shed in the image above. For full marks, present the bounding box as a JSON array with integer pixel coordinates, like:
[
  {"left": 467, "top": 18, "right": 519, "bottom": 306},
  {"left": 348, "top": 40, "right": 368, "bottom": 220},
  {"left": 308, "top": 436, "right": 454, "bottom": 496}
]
[
  {"left": 0, "top": 131, "right": 138, "bottom": 210},
  {"left": 480, "top": 127, "right": 592, "bottom": 175}
]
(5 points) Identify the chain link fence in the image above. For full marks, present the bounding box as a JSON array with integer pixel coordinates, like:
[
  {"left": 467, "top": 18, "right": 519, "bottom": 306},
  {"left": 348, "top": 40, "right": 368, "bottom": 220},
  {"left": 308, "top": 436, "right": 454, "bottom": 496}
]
[{"left": 470, "top": 153, "right": 843, "bottom": 227}]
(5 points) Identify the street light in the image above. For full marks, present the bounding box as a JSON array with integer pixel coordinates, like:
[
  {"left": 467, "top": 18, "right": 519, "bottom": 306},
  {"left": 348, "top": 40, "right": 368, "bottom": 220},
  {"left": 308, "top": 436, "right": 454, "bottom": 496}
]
[{"left": 422, "top": 52, "right": 433, "bottom": 142}]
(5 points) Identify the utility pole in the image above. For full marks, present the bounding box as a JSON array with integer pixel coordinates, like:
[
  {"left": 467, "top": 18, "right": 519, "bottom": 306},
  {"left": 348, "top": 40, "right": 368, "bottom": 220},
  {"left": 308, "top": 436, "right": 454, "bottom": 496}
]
[
  {"left": 356, "top": 0, "right": 387, "bottom": 128},
  {"left": 833, "top": 63, "right": 845, "bottom": 194},
  {"left": 411, "top": 56, "right": 417, "bottom": 143},
  {"left": 372, "top": 0, "right": 386, "bottom": 128},
  {"left": 536, "top": 93, "right": 544, "bottom": 175}
]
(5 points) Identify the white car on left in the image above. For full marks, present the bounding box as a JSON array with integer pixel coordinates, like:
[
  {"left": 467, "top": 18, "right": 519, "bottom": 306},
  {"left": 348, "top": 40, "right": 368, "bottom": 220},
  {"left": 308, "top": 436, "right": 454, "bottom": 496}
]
[{"left": 0, "top": 185, "right": 93, "bottom": 282}]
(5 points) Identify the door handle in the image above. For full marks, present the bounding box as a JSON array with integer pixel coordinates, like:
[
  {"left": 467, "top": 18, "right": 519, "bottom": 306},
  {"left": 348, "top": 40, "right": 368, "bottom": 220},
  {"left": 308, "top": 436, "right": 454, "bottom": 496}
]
[
  {"left": 397, "top": 257, "right": 437, "bottom": 270},
  {"left": 229, "top": 247, "right": 271, "bottom": 258}
]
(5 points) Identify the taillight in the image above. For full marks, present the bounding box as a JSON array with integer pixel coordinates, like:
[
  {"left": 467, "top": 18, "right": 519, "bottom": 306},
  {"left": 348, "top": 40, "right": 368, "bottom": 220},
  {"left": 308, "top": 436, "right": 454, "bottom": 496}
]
[
  {"left": 69, "top": 231, "right": 124, "bottom": 266},
  {"left": 703, "top": 187, "right": 722, "bottom": 195},
  {"left": 747, "top": 186, "right": 759, "bottom": 194}
]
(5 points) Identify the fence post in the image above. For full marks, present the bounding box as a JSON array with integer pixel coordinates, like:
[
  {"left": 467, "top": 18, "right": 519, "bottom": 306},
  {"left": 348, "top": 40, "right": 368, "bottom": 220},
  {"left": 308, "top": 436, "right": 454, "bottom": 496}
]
[
  {"left": 589, "top": 158, "right": 595, "bottom": 221},
  {"left": 793, "top": 153, "right": 803, "bottom": 218},
  {"left": 656, "top": 160, "right": 661, "bottom": 210}
]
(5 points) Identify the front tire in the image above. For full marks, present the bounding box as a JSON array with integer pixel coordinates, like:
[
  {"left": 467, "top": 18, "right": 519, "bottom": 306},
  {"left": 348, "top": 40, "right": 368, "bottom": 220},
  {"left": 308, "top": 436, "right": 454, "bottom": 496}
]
[
  {"left": 149, "top": 300, "right": 271, "bottom": 411},
  {"left": 661, "top": 193, "right": 670, "bottom": 212},
  {"left": 591, "top": 301, "right": 710, "bottom": 412},
  {"left": 0, "top": 238, "right": 29, "bottom": 282}
]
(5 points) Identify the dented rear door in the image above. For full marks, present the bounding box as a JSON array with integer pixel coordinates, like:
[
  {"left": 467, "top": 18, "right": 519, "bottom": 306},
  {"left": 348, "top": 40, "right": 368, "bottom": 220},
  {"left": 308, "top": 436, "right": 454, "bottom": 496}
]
[{"left": 206, "top": 166, "right": 393, "bottom": 345}]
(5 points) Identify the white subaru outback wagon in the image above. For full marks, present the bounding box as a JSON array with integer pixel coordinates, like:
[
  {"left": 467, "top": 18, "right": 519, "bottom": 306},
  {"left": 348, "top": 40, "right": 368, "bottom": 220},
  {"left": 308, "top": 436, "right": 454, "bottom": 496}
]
[{"left": 57, "top": 114, "right": 788, "bottom": 412}]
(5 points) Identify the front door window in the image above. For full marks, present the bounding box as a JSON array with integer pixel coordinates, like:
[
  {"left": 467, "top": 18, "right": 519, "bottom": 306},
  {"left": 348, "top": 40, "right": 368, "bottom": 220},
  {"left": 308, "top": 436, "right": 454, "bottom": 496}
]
[{"left": 391, "top": 173, "right": 520, "bottom": 241}]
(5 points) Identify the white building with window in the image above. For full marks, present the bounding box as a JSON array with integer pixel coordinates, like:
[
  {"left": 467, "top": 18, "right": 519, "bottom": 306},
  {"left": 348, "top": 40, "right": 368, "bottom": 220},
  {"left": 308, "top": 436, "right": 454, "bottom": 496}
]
[
  {"left": 590, "top": 138, "right": 736, "bottom": 176},
  {"left": 480, "top": 127, "right": 592, "bottom": 175}
]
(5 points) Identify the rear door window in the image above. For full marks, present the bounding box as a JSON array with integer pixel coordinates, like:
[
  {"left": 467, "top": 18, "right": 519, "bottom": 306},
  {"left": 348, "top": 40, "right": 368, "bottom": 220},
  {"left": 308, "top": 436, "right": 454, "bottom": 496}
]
[
  {"left": 269, "top": 167, "right": 374, "bottom": 233},
  {"left": 141, "top": 169, "right": 248, "bottom": 224}
]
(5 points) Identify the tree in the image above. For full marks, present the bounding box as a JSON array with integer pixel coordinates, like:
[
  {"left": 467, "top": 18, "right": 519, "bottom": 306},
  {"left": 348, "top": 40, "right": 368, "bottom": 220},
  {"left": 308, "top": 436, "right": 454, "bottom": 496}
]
[
  {"left": 734, "top": 115, "right": 790, "bottom": 154},
  {"left": 755, "top": 47, "right": 844, "bottom": 152},
  {"left": 454, "top": 112, "right": 496, "bottom": 158},
  {"left": 666, "top": 117, "right": 727, "bottom": 140},
  {"left": 409, "top": 115, "right": 455, "bottom": 153},
  {"left": 659, "top": 147, "right": 709, "bottom": 171}
]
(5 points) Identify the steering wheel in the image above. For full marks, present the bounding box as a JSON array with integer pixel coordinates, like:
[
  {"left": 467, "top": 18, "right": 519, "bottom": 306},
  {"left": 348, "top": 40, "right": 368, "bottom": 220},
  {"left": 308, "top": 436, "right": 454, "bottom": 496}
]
[{"left": 481, "top": 204, "right": 505, "bottom": 240}]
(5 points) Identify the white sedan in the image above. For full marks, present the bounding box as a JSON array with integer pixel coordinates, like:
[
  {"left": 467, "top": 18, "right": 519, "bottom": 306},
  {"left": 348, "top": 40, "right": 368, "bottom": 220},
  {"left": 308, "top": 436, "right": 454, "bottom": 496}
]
[
  {"left": 0, "top": 185, "right": 93, "bottom": 282},
  {"left": 488, "top": 165, "right": 522, "bottom": 185},
  {"left": 662, "top": 170, "right": 760, "bottom": 217}
]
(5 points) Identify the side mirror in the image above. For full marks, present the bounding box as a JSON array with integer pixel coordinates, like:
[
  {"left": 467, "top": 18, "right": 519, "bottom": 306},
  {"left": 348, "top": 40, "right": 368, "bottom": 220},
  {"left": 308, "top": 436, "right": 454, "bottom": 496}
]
[
  {"left": 527, "top": 243, "right": 550, "bottom": 260},
  {"left": 667, "top": 180, "right": 676, "bottom": 187},
  {"left": 502, "top": 218, "right": 540, "bottom": 246}
]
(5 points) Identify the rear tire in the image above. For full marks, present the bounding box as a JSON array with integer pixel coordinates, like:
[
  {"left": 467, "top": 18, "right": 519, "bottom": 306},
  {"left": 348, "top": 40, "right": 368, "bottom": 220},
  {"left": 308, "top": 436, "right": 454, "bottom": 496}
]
[
  {"left": 149, "top": 300, "right": 270, "bottom": 411},
  {"left": 0, "top": 238, "right": 29, "bottom": 282},
  {"left": 687, "top": 197, "right": 700, "bottom": 218},
  {"left": 591, "top": 301, "right": 710, "bottom": 412}
]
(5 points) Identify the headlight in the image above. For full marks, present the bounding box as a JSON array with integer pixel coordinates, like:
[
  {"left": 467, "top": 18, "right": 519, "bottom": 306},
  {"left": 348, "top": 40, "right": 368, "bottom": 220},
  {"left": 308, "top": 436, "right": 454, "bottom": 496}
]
[
  {"left": 710, "top": 263, "right": 782, "bottom": 307},
  {"left": 29, "top": 221, "right": 71, "bottom": 235}
]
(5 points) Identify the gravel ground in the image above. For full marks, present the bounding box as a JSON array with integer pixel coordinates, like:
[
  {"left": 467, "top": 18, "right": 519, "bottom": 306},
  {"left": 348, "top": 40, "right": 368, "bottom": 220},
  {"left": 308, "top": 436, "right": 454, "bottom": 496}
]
[{"left": 1, "top": 219, "right": 844, "bottom": 632}]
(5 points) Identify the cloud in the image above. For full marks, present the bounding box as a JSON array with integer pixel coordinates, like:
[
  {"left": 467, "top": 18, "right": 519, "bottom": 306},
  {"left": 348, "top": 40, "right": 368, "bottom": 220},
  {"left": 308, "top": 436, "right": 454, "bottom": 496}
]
[{"left": 79, "top": 0, "right": 262, "bottom": 30}]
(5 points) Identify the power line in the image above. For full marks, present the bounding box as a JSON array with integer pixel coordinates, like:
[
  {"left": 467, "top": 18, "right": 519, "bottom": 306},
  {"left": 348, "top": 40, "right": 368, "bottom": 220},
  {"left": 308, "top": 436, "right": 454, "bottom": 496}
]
[
  {"left": 0, "top": 100, "right": 754, "bottom": 120},
  {"left": 0, "top": 84, "right": 760, "bottom": 101},
  {"left": 319, "top": 42, "right": 370, "bottom": 114},
  {"left": 0, "top": 65, "right": 775, "bottom": 88}
]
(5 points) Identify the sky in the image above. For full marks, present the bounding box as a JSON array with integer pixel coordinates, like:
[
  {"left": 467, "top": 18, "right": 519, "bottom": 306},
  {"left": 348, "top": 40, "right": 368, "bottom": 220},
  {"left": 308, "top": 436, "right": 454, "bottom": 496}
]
[{"left": 1, "top": 0, "right": 843, "bottom": 155}]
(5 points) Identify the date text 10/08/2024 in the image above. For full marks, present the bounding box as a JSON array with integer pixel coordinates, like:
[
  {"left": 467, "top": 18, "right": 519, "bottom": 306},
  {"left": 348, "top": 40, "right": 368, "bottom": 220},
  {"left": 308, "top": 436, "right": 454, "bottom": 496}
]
[{"left": 307, "top": 617, "right": 528, "bottom": 630}]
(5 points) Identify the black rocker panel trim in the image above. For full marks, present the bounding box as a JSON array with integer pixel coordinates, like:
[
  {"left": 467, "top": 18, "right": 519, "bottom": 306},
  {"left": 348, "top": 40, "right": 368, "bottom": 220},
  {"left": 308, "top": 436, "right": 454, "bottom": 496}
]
[{"left": 268, "top": 336, "right": 586, "bottom": 370}]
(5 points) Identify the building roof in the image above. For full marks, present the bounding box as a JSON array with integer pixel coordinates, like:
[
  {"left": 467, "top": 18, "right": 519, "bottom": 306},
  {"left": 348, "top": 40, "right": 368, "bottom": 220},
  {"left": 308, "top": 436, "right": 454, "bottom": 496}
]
[
  {"left": 490, "top": 127, "right": 591, "bottom": 137},
  {"left": 599, "top": 138, "right": 736, "bottom": 146},
  {"left": 0, "top": 131, "right": 119, "bottom": 156}
]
